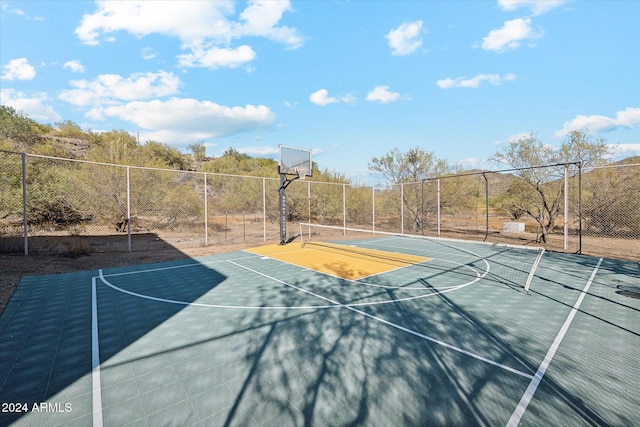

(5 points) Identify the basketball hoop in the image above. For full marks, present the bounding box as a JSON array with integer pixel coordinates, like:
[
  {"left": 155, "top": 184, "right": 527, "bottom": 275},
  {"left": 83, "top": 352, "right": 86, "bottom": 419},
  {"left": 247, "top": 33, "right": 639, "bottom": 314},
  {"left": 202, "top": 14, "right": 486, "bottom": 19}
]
[{"left": 278, "top": 145, "right": 312, "bottom": 245}]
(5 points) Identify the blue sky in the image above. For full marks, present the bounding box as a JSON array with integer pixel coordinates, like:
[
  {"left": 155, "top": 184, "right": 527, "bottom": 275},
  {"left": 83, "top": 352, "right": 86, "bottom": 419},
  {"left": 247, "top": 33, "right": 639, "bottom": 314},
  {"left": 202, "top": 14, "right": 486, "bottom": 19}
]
[{"left": 1, "top": 0, "right": 639, "bottom": 184}]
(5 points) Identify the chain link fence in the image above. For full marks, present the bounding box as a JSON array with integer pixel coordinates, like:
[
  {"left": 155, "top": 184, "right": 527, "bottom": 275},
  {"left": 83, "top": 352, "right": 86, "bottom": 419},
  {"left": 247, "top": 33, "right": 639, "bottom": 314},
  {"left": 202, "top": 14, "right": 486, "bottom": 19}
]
[
  {"left": 579, "top": 163, "right": 640, "bottom": 258},
  {"left": 0, "top": 152, "right": 283, "bottom": 254},
  {"left": 1, "top": 151, "right": 638, "bottom": 260}
]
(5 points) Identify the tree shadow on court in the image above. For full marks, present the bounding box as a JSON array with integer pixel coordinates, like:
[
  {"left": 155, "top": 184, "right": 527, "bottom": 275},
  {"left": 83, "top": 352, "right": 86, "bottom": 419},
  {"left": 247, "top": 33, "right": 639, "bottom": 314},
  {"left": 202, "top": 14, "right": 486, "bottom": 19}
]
[
  {"left": 217, "top": 250, "right": 638, "bottom": 426},
  {"left": 505, "top": 251, "right": 639, "bottom": 426},
  {"left": 418, "top": 278, "right": 617, "bottom": 427},
  {"left": 530, "top": 252, "right": 640, "bottom": 336},
  {"left": 3, "top": 243, "right": 637, "bottom": 426},
  {"left": 212, "top": 265, "right": 551, "bottom": 426}
]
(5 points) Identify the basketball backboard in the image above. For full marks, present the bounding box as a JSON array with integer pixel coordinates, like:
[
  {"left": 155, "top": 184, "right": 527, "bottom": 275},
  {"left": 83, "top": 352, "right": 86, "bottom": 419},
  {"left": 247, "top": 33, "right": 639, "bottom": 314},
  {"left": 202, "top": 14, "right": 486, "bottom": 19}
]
[{"left": 279, "top": 145, "right": 312, "bottom": 177}]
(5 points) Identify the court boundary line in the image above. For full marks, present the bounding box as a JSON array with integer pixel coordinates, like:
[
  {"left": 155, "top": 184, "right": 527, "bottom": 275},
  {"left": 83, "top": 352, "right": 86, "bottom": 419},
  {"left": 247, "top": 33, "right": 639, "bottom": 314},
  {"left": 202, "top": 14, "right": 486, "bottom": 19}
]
[
  {"left": 91, "top": 277, "right": 103, "bottom": 427},
  {"left": 227, "top": 259, "right": 534, "bottom": 380},
  {"left": 506, "top": 257, "right": 604, "bottom": 427}
]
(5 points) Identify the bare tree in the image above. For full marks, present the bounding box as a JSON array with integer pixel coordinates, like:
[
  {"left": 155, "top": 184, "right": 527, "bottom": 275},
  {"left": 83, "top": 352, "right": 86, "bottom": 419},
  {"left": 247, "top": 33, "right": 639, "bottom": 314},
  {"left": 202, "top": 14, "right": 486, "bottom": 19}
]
[
  {"left": 492, "top": 130, "right": 608, "bottom": 242},
  {"left": 369, "top": 147, "right": 453, "bottom": 231}
]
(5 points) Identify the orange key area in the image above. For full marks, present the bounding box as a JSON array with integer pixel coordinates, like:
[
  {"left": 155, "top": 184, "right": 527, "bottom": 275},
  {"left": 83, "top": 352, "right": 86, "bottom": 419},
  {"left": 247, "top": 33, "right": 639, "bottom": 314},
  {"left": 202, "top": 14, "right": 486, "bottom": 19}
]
[{"left": 246, "top": 242, "right": 431, "bottom": 280}]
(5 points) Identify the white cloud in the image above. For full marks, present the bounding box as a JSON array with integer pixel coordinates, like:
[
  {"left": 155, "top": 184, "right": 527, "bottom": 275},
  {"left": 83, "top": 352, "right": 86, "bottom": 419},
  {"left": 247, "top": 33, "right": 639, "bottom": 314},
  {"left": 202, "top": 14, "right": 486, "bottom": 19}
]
[
  {"left": 436, "top": 73, "right": 516, "bottom": 89},
  {"left": 340, "top": 93, "right": 357, "bottom": 105},
  {"left": 507, "top": 131, "right": 533, "bottom": 143},
  {"left": 238, "top": 146, "right": 279, "bottom": 156},
  {"left": 141, "top": 47, "right": 157, "bottom": 60},
  {"left": 58, "top": 70, "right": 182, "bottom": 107},
  {"left": 98, "top": 98, "right": 275, "bottom": 140},
  {"left": 366, "top": 86, "right": 401, "bottom": 103},
  {"left": 481, "top": 18, "right": 542, "bottom": 52},
  {"left": 177, "top": 44, "right": 256, "bottom": 69},
  {"left": 0, "top": 89, "right": 61, "bottom": 121},
  {"left": 75, "top": 1, "right": 233, "bottom": 46},
  {"left": 309, "top": 89, "right": 339, "bottom": 106},
  {"left": 385, "top": 20, "right": 424, "bottom": 56},
  {"left": 63, "top": 60, "right": 85, "bottom": 73},
  {"left": 457, "top": 157, "right": 494, "bottom": 170},
  {"left": 497, "top": 0, "right": 569, "bottom": 16},
  {"left": 234, "top": 0, "right": 305, "bottom": 48},
  {"left": 1, "top": 2, "right": 25, "bottom": 16},
  {"left": 555, "top": 107, "right": 640, "bottom": 137},
  {"left": 1, "top": 58, "right": 36, "bottom": 80},
  {"left": 1, "top": 1, "right": 41, "bottom": 20},
  {"left": 606, "top": 143, "right": 640, "bottom": 158},
  {"left": 74, "top": 1, "right": 304, "bottom": 69}
]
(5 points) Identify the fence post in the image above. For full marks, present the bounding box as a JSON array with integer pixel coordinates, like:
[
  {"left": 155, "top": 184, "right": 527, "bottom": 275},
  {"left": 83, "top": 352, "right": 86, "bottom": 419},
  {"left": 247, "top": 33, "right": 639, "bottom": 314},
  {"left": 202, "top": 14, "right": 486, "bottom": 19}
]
[
  {"left": 307, "top": 180, "right": 311, "bottom": 227},
  {"left": 578, "top": 162, "right": 582, "bottom": 254},
  {"left": 126, "top": 166, "right": 131, "bottom": 252},
  {"left": 21, "top": 153, "right": 28, "bottom": 256},
  {"left": 483, "top": 173, "right": 489, "bottom": 241},
  {"left": 437, "top": 179, "right": 441, "bottom": 237},
  {"left": 564, "top": 164, "right": 568, "bottom": 250},
  {"left": 342, "top": 184, "right": 346, "bottom": 234},
  {"left": 372, "top": 186, "right": 375, "bottom": 232},
  {"left": 204, "top": 173, "right": 208, "bottom": 246},
  {"left": 421, "top": 180, "right": 424, "bottom": 235},
  {"left": 262, "top": 177, "right": 266, "bottom": 241},
  {"left": 401, "top": 183, "right": 404, "bottom": 234}
]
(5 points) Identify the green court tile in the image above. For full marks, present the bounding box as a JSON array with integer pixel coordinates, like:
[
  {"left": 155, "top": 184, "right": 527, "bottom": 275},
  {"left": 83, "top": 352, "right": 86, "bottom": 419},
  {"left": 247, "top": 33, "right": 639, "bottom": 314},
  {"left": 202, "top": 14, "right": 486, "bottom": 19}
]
[
  {"left": 48, "top": 363, "right": 92, "bottom": 390},
  {"left": 140, "top": 382, "right": 189, "bottom": 416},
  {"left": 100, "top": 362, "right": 136, "bottom": 386},
  {"left": 190, "top": 384, "right": 237, "bottom": 418},
  {"left": 52, "top": 349, "right": 92, "bottom": 371},
  {"left": 1, "top": 245, "right": 639, "bottom": 426},
  {"left": 136, "top": 365, "right": 181, "bottom": 393},
  {"left": 101, "top": 377, "right": 140, "bottom": 406},
  {"left": 249, "top": 405, "right": 305, "bottom": 427},
  {"left": 3, "top": 363, "right": 52, "bottom": 391},
  {"left": 180, "top": 367, "right": 224, "bottom": 397},
  {"left": 101, "top": 395, "right": 147, "bottom": 427},
  {"left": 144, "top": 400, "right": 201, "bottom": 427},
  {"left": 128, "top": 353, "right": 173, "bottom": 377}
]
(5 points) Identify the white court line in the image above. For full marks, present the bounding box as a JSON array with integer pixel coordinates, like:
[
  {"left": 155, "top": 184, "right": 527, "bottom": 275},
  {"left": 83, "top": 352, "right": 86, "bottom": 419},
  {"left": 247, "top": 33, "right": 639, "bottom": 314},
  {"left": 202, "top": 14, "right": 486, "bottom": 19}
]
[
  {"left": 99, "top": 254, "right": 258, "bottom": 278},
  {"left": 228, "top": 259, "right": 534, "bottom": 380},
  {"left": 98, "top": 259, "right": 478, "bottom": 310},
  {"left": 91, "top": 276, "right": 103, "bottom": 427},
  {"left": 506, "top": 257, "right": 604, "bottom": 427}
]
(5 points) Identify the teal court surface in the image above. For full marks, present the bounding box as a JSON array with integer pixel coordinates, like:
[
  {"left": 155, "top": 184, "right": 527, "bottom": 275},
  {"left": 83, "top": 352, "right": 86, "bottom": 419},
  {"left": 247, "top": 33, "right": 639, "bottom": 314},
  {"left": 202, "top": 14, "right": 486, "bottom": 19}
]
[{"left": 1, "top": 234, "right": 639, "bottom": 426}]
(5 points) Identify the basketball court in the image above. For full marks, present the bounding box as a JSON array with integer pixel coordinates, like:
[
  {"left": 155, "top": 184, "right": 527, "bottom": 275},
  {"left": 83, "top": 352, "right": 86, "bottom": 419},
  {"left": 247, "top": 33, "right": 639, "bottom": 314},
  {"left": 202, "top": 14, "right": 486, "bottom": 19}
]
[{"left": 1, "top": 228, "right": 639, "bottom": 426}]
